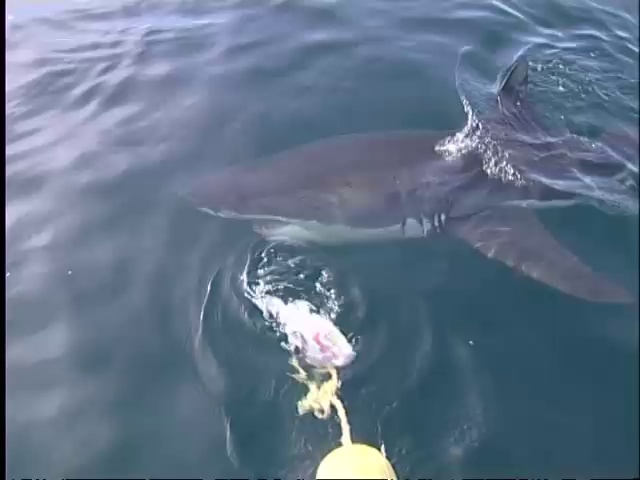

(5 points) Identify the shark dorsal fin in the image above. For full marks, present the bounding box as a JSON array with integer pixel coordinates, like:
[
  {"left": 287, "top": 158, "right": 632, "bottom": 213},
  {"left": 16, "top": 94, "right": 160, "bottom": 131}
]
[{"left": 497, "top": 58, "right": 529, "bottom": 111}]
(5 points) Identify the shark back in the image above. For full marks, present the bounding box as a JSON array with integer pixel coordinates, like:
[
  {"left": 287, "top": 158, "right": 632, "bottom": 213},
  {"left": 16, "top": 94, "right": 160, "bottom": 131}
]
[{"left": 189, "top": 130, "right": 468, "bottom": 228}]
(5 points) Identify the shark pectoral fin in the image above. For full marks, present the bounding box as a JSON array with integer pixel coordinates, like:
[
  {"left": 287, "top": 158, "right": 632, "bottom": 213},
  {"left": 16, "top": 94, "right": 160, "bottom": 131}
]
[{"left": 447, "top": 208, "right": 634, "bottom": 304}]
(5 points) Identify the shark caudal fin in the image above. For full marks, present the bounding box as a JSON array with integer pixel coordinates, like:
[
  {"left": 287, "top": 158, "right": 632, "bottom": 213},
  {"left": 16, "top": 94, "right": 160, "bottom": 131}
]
[{"left": 447, "top": 207, "right": 634, "bottom": 304}]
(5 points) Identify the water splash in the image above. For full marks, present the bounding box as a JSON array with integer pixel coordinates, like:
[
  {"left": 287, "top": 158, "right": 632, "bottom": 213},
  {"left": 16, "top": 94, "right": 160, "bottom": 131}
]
[
  {"left": 240, "top": 243, "right": 356, "bottom": 367},
  {"left": 435, "top": 95, "right": 526, "bottom": 186}
]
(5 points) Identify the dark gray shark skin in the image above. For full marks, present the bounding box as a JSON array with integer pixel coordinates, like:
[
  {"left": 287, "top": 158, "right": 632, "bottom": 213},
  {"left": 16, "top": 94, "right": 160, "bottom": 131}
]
[{"left": 190, "top": 58, "right": 635, "bottom": 304}]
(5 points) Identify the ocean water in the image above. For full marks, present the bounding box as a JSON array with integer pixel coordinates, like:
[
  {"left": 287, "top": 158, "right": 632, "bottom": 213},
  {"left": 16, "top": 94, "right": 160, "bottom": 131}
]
[{"left": 5, "top": 0, "right": 639, "bottom": 478}]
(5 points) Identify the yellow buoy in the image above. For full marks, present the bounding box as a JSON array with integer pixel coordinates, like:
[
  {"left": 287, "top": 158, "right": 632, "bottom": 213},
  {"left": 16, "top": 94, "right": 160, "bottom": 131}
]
[
  {"left": 316, "top": 443, "right": 397, "bottom": 480},
  {"left": 287, "top": 359, "right": 397, "bottom": 480}
]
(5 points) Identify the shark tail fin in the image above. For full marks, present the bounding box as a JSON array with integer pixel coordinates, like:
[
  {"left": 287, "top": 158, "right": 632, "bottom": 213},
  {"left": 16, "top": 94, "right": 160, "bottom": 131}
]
[{"left": 447, "top": 207, "right": 634, "bottom": 304}]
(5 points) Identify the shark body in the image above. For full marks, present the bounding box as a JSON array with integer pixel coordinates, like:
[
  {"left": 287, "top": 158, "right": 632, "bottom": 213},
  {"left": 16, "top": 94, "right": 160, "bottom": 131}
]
[{"left": 189, "top": 57, "right": 636, "bottom": 304}]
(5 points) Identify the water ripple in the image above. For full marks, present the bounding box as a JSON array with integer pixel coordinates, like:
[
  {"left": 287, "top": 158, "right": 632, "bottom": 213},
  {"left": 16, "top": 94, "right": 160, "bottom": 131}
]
[{"left": 6, "top": 0, "right": 638, "bottom": 476}]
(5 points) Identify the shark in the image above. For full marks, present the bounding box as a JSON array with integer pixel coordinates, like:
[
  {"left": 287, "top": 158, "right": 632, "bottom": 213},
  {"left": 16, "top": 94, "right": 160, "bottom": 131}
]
[{"left": 189, "top": 56, "right": 637, "bottom": 304}]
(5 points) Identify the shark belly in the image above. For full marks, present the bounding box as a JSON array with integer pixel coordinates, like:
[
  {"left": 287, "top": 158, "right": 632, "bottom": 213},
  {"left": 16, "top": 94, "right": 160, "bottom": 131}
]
[
  {"left": 255, "top": 217, "right": 428, "bottom": 245},
  {"left": 197, "top": 206, "right": 438, "bottom": 245}
]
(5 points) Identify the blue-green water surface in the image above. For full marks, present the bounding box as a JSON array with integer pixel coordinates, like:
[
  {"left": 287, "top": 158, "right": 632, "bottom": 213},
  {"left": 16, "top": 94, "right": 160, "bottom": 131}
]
[{"left": 6, "top": 0, "right": 639, "bottom": 478}]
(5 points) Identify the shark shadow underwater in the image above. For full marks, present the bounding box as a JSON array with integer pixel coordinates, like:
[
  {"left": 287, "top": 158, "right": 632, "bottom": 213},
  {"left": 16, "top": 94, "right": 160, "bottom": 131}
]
[{"left": 189, "top": 57, "right": 638, "bottom": 304}]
